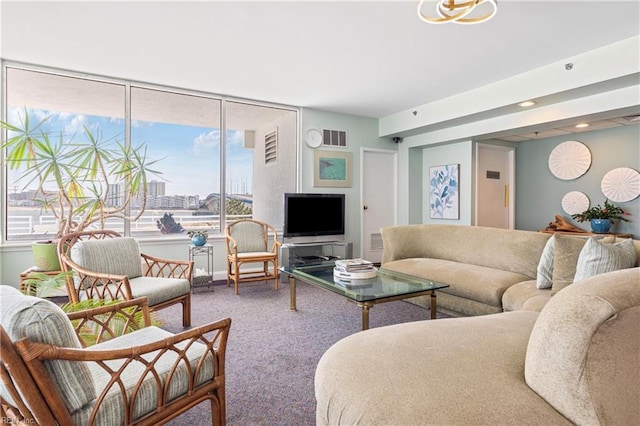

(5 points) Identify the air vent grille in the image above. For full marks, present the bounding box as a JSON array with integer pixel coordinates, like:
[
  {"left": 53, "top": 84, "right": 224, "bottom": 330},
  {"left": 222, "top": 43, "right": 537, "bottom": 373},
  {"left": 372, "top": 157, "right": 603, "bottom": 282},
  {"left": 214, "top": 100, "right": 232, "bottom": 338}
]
[
  {"left": 322, "top": 129, "right": 347, "bottom": 147},
  {"left": 265, "top": 128, "right": 277, "bottom": 164}
]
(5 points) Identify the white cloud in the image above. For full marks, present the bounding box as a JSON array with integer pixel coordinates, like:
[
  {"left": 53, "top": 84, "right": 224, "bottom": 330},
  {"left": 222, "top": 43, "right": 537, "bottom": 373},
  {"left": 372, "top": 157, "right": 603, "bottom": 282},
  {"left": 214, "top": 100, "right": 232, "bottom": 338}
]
[{"left": 192, "top": 130, "right": 220, "bottom": 154}]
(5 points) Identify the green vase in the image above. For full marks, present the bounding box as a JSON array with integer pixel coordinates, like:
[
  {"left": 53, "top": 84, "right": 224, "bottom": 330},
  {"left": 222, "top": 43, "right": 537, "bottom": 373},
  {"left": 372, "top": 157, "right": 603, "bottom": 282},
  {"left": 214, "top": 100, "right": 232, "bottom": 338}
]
[{"left": 32, "top": 241, "right": 61, "bottom": 271}]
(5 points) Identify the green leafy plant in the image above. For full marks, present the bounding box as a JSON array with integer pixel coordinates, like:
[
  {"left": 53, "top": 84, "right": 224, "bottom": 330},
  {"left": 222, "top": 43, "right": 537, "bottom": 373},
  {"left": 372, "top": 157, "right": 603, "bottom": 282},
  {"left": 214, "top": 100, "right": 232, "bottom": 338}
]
[
  {"left": 63, "top": 299, "right": 162, "bottom": 347},
  {"left": 571, "top": 199, "right": 630, "bottom": 224},
  {"left": 21, "top": 270, "right": 73, "bottom": 298},
  {"left": 1, "top": 108, "right": 163, "bottom": 240}
]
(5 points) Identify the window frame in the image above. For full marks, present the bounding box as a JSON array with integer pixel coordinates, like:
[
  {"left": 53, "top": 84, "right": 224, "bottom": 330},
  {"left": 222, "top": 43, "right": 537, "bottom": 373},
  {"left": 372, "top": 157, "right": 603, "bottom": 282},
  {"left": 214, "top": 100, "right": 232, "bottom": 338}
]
[{"left": 1, "top": 61, "right": 299, "bottom": 244}]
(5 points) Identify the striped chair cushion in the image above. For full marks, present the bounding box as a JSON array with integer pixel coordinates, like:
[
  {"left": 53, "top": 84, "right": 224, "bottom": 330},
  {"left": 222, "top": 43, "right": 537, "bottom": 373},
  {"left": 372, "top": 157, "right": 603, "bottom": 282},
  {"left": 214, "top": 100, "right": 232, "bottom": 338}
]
[
  {"left": 128, "top": 277, "right": 191, "bottom": 305},
  {"left": 230, "top": 222, "right": 267, "bottom": 253},
  {"left": 73, "top": 326, "right": 215, "bottom": 425},
  {"left": 71, "top": 237, "right": 143, "bottom": 278},
  {"left": 0, "top": 285, "right": 96, "bottom": 413}
]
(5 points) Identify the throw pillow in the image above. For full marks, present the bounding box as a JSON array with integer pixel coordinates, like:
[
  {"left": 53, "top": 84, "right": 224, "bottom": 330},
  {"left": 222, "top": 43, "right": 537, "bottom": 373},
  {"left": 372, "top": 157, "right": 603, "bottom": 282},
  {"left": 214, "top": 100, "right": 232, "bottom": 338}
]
[
  {"left": 573, "top": 238, "right": 636, "bottom": 282},
  {"left": 550, "top": 235, "right": 615, "bottom": 295},
  {"left": 536, "top": 235, "right": 555, "bottom": 289}
]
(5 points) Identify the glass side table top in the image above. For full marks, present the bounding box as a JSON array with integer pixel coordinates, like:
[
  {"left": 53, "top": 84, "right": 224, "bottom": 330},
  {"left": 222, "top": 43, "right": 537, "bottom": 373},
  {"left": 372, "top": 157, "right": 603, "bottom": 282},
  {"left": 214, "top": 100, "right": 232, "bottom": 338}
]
[{"left": 280, "top": 262, "right": 449, "bottom": 303}]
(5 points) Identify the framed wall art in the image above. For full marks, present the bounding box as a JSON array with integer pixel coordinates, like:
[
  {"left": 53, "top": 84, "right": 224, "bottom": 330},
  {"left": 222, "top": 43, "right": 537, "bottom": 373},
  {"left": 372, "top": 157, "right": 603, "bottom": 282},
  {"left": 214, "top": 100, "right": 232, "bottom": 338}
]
[
  {"left": 429, "top": 163, "right": 459, "bottom": 219},
  {"left": 313, "top": 150, "right": 352, "bottom": 188}
]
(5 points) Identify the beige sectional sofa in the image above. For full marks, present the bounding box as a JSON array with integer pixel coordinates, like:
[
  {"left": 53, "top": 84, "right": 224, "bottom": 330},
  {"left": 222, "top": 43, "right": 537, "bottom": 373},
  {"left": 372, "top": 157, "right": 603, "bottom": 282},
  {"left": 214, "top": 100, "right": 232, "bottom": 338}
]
[
  {"left": 315, "top": 224, "right": 640, "bottom": 425},
  {"left": 379, "top": 224, "right": 638, "bottom": 316},
  {"left": 315, "top": 267, "right": 640, "bottom": 425}
]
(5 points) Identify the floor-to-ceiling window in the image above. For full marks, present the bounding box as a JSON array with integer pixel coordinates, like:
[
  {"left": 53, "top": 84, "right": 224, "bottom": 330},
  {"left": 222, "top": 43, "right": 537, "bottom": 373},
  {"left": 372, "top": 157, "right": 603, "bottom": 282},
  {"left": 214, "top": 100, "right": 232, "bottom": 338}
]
[{"left": 2, "top": 64, "right": 297, "bottom": 242}]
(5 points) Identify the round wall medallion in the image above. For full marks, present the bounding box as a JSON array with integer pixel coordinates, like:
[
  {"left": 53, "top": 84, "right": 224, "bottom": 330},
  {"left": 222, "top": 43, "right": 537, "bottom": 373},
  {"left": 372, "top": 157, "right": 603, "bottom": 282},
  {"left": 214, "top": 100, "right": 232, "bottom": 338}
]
[
  {"left": 304, "top": 128, "right": 323, "bottom": 148},
  {"left": 561, "top": 191, "right": 590, "bottom": 215},
  {"left": 548, "top": 141, "right": 591, "bottom": 180},
  {"left": 601, "top": 167, "right": 640, "bottom": 202}
]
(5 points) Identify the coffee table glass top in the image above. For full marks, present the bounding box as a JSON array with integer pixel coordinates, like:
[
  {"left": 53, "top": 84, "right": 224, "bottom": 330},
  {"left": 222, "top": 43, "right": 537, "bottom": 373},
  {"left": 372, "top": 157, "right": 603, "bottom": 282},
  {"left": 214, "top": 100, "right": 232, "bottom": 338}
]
[{"left": 281, "top": 262, "right": 449, "bottom": 303}]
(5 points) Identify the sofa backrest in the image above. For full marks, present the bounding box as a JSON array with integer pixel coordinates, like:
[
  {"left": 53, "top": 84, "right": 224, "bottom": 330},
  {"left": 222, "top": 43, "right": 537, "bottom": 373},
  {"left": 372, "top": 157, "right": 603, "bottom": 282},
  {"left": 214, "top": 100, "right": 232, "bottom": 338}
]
[
  {"left": 380, "top": 225, "right": 551, "bottom": 279},
  {"left": 524, "top": 267, "right": 640, "bottom": 425}
]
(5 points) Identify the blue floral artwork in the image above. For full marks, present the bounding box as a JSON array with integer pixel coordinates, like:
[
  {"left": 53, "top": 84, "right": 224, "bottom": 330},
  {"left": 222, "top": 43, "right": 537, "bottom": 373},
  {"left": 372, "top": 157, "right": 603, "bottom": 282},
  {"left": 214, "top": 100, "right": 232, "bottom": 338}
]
[{"left": 429, "top": 164, "right": 459, "bottom": 219}]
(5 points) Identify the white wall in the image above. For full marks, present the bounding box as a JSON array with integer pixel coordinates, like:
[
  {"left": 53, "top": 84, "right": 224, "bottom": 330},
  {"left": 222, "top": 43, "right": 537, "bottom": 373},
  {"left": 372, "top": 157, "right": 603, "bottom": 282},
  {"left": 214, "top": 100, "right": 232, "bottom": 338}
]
[{"left": 252, "top": 111, "right": 297, "bottom": 228}]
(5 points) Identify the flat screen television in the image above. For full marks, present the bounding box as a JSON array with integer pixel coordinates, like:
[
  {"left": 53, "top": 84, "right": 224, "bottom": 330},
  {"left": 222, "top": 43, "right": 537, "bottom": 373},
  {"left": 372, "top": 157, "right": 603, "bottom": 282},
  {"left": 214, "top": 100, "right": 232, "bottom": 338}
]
[{"left": 283, "top": 193, "right": 345, "bottom": 242}]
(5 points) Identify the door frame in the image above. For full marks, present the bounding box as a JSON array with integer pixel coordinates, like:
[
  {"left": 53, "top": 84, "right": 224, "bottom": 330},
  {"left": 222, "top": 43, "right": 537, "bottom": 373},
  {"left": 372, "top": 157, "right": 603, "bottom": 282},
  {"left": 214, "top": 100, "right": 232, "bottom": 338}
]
[
  {"left": 474, "top": 143, "right": 516, "bottom": 229},
  {"left": 360, "top": 147, "right": 398, "bottom": 260}
]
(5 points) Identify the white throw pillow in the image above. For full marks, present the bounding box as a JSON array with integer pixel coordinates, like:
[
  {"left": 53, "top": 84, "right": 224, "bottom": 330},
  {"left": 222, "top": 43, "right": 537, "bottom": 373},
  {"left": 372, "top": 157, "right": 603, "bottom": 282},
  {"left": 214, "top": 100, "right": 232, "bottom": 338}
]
[
  {"left": 536, "top": 235, "right": 555, "bottom": 289},
  {"left": 573, "top": 238, "right": 636, "bottom": 283}
]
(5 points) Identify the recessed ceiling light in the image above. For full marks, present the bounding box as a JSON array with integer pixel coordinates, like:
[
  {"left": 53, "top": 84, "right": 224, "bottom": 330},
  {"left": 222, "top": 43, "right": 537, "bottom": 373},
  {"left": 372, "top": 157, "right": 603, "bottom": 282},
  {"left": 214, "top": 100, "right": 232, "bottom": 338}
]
[
  {"left": 519, "top": 101, "right": 536, "bottom": 107},
  {"left": 575, "top": 123, "right": 590, "bottom": 128}
]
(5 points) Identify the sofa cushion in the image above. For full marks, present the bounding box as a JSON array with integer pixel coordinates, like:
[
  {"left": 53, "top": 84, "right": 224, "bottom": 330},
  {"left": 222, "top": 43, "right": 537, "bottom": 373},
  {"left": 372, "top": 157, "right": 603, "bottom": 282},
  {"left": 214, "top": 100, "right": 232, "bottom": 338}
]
[
  {"left": 536, "top": 235, "right": 555, "bottom": 289},
  {"left": 73, "top": 326, "right": 215, "bottom": 425},
  {"left": 525, "top": 267, "right": 640, "bottom": 426},
  {"left": 502, "top": 280, "right": 550, "bottom": 312},
  {"left": 316, "top": 311, "right": 571, "bottom": 426},
  {"left": 383, "top": 258, "right": 531, "bottom": 309},
  {"left": 573, "top": 237, "right": 636, "bottom": 282},
  {"left": 0, "top": 285, "right": 96, "bottom": 413},
  {"left": 71, "top": 237, "right": 143, "bottom": 279}
]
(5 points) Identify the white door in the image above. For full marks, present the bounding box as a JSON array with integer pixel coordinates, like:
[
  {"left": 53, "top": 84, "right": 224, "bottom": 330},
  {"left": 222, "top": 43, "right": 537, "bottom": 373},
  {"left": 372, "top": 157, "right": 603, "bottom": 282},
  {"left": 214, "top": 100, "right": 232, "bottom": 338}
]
[
  {"left": 361, "top": 149, "right": 397, "bottom": 263},
  {"left": 476, "top": 144, "right": 515, "bottom": 229}
]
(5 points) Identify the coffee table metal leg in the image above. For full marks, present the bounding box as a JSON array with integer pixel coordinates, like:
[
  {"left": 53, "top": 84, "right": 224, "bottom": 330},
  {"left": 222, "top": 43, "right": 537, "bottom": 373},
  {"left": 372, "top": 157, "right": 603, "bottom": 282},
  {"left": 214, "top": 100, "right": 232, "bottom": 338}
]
[
  {"left": 430, "top": 290, "right": 437, "bottom": 319},
  {"left": 290, "top": 276, "right": 297, "bottom": 311},
  {"left": 360, "top": 303, "right": 371, "bottom": 330}
]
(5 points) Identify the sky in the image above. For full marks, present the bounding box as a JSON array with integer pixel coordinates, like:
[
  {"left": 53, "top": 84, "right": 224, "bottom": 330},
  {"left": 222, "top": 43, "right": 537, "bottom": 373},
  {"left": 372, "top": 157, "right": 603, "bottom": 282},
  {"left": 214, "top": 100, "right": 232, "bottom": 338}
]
[{"left": 6, "top": 108, "right": 253, "bottom": 198}]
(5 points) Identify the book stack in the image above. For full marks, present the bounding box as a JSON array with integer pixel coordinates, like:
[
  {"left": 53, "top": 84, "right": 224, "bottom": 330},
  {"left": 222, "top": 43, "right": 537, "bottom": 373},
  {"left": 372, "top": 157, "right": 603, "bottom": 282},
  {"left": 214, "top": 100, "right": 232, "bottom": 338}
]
[{"left": 333, "top": 259, "right": 378, "bottom": 282}]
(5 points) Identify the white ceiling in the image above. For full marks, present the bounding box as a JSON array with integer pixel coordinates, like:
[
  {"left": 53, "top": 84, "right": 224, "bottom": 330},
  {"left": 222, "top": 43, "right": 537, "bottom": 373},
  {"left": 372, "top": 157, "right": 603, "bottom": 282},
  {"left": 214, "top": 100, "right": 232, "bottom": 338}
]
[{"left": 1, "top": 0, "right": 639, "bottom": 124}]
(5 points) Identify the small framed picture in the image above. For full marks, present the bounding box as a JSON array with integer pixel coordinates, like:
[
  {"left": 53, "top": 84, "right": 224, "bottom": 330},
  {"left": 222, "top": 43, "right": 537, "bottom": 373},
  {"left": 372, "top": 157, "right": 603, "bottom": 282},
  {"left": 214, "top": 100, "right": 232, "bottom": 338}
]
[{"left": 313, "top": 150, "right": 352, "bottom": 188}]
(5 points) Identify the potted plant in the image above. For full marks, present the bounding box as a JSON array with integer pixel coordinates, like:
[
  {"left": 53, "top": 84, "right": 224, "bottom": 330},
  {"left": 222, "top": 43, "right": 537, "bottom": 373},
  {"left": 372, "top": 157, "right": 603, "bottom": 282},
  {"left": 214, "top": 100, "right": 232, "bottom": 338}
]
[
  {"left": 1, "top": 109, "right": 162, "bottom": 270},
  {"left": 571, "top": 199, "right": 630, "bottom": 233},
  {"left": 187, "top": 229, "right": 208, "bottom": 246}
]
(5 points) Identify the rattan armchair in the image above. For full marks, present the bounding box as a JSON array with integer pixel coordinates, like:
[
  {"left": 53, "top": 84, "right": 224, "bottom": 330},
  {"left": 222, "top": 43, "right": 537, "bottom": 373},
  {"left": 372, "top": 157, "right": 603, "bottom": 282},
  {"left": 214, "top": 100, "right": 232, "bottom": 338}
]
[
  {"left": 58, "top": 230, "right": 193, "bottom": 327},
  {"left": 0, "top": 286, "right": 231, "bottom": 425},
  {"left": 225, "top": 219, "right": 281, "bottom": 295}
]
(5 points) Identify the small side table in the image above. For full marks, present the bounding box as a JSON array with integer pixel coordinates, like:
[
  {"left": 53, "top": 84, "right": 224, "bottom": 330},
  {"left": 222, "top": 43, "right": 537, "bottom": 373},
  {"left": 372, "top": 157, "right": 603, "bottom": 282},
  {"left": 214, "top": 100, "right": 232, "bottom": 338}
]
[{"left": 188, "top": 244, "right": 215, "bottom": 291}]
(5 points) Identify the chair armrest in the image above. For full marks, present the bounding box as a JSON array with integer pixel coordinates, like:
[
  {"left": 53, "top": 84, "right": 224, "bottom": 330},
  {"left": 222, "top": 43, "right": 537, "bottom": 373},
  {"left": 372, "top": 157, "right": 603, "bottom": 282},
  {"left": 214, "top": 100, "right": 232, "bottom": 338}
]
[
  {"left": 59, "top": 259, "right": 134, "bottom": 303},
  {"left": 141, "top": 253, "right": 194, "bottom": 280},
  {"left": 15, "top": 317, "right": 231, "bottom": 425},
  {"left": 65, "top": 297, "right": 152, "bottom": 347}
]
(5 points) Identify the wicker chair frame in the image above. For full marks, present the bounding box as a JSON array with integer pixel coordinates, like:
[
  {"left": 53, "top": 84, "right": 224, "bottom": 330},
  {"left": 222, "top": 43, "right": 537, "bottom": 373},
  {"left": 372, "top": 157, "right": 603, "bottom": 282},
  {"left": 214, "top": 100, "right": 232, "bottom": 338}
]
[
  {"left": 225, "top": 219, "right": 281, "bottom": 295},
  {"left": 1, "top": 297, "right": 231, "bottom": 425},
  {"left": 58, "top": 230, "right": 193, "bottom": 326}
]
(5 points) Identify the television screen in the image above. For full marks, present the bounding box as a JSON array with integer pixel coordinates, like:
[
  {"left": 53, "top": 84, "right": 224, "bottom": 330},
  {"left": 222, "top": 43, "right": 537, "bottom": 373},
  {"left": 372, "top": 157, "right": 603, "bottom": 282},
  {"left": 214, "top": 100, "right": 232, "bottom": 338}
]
[{"left": 284, "top": 193, "right": 345, "bottom": 238}]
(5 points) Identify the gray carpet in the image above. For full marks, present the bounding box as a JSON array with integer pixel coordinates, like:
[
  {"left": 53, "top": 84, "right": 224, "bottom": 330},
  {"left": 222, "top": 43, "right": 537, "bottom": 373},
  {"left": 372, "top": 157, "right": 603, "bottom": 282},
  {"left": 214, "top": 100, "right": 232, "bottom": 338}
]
[{"left": 160, "top": 279, "right": 447, "bottom": 425}]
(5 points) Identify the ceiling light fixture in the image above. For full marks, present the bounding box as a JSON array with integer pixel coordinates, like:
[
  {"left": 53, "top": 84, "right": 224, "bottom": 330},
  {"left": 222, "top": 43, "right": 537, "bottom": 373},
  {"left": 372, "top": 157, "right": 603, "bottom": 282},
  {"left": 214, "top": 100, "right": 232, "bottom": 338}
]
[
  {"left": 417, "top": 0, "right": 498, "bottom": 25},
  {"left": 519, "top": 101, "right": 536, "bottom": 107},
  {"left": 575, "top": 123, "right": 590, "bottom": 128}
]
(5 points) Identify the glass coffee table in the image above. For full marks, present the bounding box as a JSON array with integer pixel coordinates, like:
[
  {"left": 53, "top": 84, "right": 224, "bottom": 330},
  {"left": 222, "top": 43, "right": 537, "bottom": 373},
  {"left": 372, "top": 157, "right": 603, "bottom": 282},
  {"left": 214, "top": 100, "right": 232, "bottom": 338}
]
[{"left": 280, "top": 262, "right": 450, "bottom": 330}]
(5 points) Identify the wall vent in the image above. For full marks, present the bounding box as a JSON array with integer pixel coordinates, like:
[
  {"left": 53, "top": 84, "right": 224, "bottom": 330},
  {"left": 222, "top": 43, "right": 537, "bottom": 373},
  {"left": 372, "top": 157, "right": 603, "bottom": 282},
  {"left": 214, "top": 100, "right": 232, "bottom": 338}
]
[
  {"left": 322, "top": 129, "right": 347, "bottom": 147},
  {"left": 265, "top": 128, "right": 277, "bottom": 164}
]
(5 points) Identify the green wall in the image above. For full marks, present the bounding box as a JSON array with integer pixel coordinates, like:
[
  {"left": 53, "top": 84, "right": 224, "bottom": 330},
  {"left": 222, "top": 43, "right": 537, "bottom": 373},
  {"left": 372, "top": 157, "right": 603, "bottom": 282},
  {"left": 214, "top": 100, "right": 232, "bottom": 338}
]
[
  {"left": 300, "top": 108, "right": 394, "bottom": 257},
  {"left": 516, "top": 125, "right": 639, "bottom": 237}
]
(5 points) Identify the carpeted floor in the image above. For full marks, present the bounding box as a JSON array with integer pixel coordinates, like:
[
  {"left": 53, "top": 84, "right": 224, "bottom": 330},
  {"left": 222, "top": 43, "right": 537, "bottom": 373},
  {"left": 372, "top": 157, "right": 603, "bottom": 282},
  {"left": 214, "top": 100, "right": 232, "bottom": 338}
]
[{"left": 160, "top": 279, "right": 446, "bottom": 425}]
